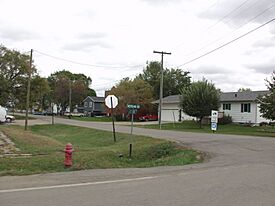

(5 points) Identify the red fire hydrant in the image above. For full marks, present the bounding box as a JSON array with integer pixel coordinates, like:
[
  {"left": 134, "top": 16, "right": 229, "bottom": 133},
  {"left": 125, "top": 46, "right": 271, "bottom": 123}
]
[{"left": 64, "top": 143, "right": 74, "bottom": 167}]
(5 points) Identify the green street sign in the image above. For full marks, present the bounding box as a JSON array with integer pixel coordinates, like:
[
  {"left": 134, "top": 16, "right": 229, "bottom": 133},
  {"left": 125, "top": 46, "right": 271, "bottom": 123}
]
[
  {"left": 128, "top": 109, "right": 137, "bottom": 114},
  {"left": 127, "top": 104, "right": 140, "bottom": 109}
]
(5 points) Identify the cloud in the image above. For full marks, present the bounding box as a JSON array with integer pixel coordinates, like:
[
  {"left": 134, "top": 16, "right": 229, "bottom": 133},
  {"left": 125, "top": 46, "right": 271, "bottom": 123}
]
[
  {"left": 63, "top": 32, "right": 111, "bottom": 51},
  {"left": 270, "top": 25, "right": 275, "bottom": 34},
  {"left": 63, "top": 40, "right": 112, "bottom": 52},
  {"left": 199, "top": 0, "right": 275, "bottom": 26},
  {"left": 252, "top": 38, "right": 275, "bottom": 48},
  {"left": 191, "top": 65, "right": 231, "bottom": 75},
  {"left": 140, "top": 0, "right": 183, "bottom": 5},
  {"left": 246, "top": 60, "right": 275, "bottom": 74},
  {"left": 77, "top": 32, "right": 108, "bottom": 39},
  {"left": 0, "top": 26, "right": 38, "bottom": 41}
]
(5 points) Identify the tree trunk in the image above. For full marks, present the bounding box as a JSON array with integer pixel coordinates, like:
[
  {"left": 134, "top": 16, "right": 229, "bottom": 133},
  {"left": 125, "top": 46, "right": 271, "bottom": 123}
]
[{"left": 199, "top": 117, "right": 203, "bottom": 128}]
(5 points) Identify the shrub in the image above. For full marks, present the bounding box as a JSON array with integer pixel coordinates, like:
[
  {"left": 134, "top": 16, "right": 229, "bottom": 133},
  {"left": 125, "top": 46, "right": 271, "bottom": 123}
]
[
  {"left": 219, "top": 114, "right": 232, "bottom": 125},
  {"left": 259, "top": 122, "right": 269, "bottom": 126},
  {"left": 146, "top": 142, "right": 176, "bottom": 159}
]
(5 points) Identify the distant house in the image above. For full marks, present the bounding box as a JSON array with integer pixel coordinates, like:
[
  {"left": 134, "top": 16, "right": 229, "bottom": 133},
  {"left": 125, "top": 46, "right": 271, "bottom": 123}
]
[
  {"left": 220, "top": 90, "right": 269, "bottom": 124},
  {"left": 81, "top": 96, "right": 106, "bottom": 116},
  {"left": 153, "top": 90, "right": 270, "bottom": 124}
]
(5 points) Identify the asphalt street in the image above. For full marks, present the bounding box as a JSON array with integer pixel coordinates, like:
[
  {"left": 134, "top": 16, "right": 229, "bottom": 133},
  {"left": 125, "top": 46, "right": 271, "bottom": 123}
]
[{"left": 1, "top": 116, "right": 275, "bottom": 206}]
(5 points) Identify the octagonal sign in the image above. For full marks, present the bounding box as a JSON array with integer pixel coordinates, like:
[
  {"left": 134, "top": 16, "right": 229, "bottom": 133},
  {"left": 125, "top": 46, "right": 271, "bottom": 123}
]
[{"left": 105, "top": 95, "right": 118, "bottom": 109}]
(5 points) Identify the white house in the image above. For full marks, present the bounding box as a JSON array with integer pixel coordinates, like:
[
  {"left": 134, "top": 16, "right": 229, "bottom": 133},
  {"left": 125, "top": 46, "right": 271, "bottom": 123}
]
[
  {"left": 220, "top": 90, "right": 269, "bottom": 124},
  {"left": 153, "top": 90, "right": 270, "bottom": 124}
]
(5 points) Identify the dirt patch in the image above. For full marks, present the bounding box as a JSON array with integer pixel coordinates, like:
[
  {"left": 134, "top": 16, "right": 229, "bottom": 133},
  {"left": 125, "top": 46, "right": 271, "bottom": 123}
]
[{"left": 0, "top": 131, "right": 21, "bottom": 156}]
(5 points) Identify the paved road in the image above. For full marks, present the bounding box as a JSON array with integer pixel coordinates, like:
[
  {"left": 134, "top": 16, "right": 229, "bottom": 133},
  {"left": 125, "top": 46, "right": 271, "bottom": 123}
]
[{"left": 1, "top": 116, "right": 275, "bottom": 206}]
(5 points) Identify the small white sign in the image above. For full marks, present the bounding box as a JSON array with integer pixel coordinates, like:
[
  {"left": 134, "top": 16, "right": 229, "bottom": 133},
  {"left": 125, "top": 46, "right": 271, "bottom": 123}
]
[
  {"left": 53, "top": 104, "right": 58, "bottom": 114},
  {"left": 211, "top": 110, "right": 218, "bottom": 123},
  {"left": 211, "top": 122, "right": 217, "bottom": 131},
  {"left": 105, "top": 95, "right": 118, "bottom": 109}
]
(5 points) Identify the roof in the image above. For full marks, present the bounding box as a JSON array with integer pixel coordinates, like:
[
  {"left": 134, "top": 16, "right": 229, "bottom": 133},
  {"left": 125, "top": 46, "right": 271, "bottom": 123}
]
[
  {"left": 152, "top": 95, "right": 180, "bottom": 104},
  {"left": 83, "top": 96, "right": 105, "bottom": 103},
  {"left": 152, "top": 90, "right": 269, "bottom": 104},
  {"left": 220, "top": 90, "right": 269, "bottom": 102}
]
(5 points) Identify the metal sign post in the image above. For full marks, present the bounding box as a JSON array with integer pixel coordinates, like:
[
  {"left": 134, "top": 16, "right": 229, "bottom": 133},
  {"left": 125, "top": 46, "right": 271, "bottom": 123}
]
[
  {"left": 105, "top": 95, "right": 118, "bottom": 142},
  {"left": 111, "top": 97, "right": 116, "bottom": 142},
  {"left": 127, "top": 104, "right": 140, "bottom": 158}
]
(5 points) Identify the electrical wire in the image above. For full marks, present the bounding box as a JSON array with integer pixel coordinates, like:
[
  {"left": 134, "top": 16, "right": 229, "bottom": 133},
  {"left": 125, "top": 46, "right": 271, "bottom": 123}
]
[
  {"left": 173, "top": 0, "right": 254, "bottom": 50},
  {"left": 177, "top": 17, "right": 275, "bottom": 68},
  {"left": 179, "top": 3, "right": 275, "bottom": 59},
  {"left": 33, "top": 49, "right": 144, "bottom": 69}
]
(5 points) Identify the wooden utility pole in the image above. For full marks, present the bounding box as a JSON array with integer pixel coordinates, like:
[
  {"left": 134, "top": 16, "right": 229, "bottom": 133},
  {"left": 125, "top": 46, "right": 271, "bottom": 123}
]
[
  {"left": 153, "top": 50, "right": 171, "bottom": 130},
  {"left": 25, "top": 49, "right": 33, "bottom": 131}
]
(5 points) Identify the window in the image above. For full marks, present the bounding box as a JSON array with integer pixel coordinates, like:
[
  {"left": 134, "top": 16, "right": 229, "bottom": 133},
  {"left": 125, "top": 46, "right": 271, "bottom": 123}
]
[
  {"left": 223, "top": 103, "right": 231, "bottom": 110},
  {"left": 241, "top": 103, "right": 251, "bottom": 113},
  {"left": 89, "top": 102, "right": 93, "bottom": 108},
  {"left": 84, "top": 102, "right": 88, "bottom": 108}
]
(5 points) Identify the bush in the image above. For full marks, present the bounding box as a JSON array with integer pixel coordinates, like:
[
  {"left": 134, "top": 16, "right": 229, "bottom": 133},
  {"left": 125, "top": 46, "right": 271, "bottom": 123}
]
[
  {"left": 114, "top": 114, "right": 128, "bottom": 121},
  {"left": 259, "top": 122, "right": 269, "bottom": 126},
  {"left": 219, "top": 114, "right": 232, "bottom": 125},
  {"left": 146, "top": 142, "right": 176, "bottom": 159}
]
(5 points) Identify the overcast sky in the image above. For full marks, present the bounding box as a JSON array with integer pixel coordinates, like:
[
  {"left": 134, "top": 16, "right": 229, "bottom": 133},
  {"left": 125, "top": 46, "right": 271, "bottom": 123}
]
[{"left": 1, "top": 0, "right": 274, "bottom": 96}]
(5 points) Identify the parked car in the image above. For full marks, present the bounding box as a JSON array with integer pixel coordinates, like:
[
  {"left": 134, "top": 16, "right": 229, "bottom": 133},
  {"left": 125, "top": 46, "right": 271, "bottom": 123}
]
[
  {"left": 64, "top": 112, "right": 84, "bottom": 118},
  {"left": 138, "top": 114, "right": 158, "bottom": 121},
  {"left": 6, "top": 114, "right": 15, "bottom": 123}
]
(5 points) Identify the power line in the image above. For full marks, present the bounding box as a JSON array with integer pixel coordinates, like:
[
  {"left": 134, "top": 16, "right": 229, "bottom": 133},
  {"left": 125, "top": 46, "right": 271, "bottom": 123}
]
[
  {"left": 177, "top": 17, "right": 275, "bottom": 68},
  {"left": 205, "top": 0, "right": 252, "bottom": 31},
  {"left": 179, "top": 3, "right": 275, "bottom": 59},
  {"left": 173, "top": 0, "right": 254, "bottom": 50},
  {"left": 33, "top": 49, "right": 144, "bottom": 69}
]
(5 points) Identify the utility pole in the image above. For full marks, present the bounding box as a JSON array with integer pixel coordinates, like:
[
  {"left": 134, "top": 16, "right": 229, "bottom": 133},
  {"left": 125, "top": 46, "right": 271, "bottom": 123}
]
[
  {"left": 153, "top": 50, "right": 171, "bottom": 129},
  {"left": 25, "top": 49, "right": 33, "bottom": 131},
  {"left": 69, "top": 80, "right": 72, "bottom": 116}
]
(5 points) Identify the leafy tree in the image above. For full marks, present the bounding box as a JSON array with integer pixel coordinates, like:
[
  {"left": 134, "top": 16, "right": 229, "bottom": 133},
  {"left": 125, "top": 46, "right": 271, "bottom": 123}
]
[
  {"left": 180, "top": 79, "right": 220, "bottom": 127},
  {"left": 30, "top": 76, "right": 51, "bottom": 110},
  {"left": 47, "top": 70, "right": 96, "bottom": 111},
  {"left": 138, "top": 61, "right": 191, "bottom": 99},
  {"left": 258, "top": 71, "right": 275, "bottom": 121},
  {"left": 109, "top": 77, "right": 155, "bottom": 119},
  {"left": 238, "top": 88, "right": 251, "bottom": 92},
  {"left": 0, "top": 45, "right": 36, "bottom": 108}
]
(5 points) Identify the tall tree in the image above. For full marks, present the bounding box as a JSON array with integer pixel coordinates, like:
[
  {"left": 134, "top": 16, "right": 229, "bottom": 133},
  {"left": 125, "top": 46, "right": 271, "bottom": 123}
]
[
  {"left": 138, "top": 61, "right": 191, "bottom": 99},
  {"left": 47, "top": 70, "right": 96, "bottom": 111},
  {"left": 258, "top": 71, "right": 275, "bottom": 121},
  {"left": 30, "top": 76, "right": 51, "bottom": 110},
  {"left": 109, "top": 77, "right": 154, "bottom": 118},
  {"left": 180, "top": 79, "right": 220, "bottom": 127},
  {"left": 0, "top": 45, "right": 36, "bottom": 108},
  {"left": 238, "top": 88, "right": 251, "bottom": 92}
]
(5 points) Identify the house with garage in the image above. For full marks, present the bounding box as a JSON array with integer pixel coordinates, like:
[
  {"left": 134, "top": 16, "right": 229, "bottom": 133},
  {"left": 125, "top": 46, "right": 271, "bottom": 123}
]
[
  {"left": 153, "top": 90, "right": 270, "bottom": 124},
  {"left": 81, "top": 96, "right": 106, "bottom": 116}
]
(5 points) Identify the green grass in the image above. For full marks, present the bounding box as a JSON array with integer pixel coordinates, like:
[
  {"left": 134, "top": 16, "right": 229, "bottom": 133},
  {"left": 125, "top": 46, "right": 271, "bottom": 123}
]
[
  {"left": 141, "top": 121, "right": 275, "bottom": 137},
  {"left": 0, "top": 124, "right": 201, "bottom": 176},
  {"left": 70, "top": 116, "right": 112, "bottom": 122}
]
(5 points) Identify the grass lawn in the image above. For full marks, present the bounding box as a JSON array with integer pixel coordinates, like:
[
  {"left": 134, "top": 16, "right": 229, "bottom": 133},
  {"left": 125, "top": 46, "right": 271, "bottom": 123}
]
[
  {"left": 0, "top": 124, "right": 201, "bottom": 176},
  {"left": 141, "top": 121, "right": 275, "bottom": 137}
]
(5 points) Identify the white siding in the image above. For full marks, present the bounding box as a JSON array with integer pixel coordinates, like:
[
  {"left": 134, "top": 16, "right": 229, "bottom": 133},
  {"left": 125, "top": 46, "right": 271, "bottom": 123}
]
[
  {"left": 160, "top": 103, "right": 193, "bottom": 122},
  {"left": 220, "top": 102, "right": 260, "bottom": 123}
]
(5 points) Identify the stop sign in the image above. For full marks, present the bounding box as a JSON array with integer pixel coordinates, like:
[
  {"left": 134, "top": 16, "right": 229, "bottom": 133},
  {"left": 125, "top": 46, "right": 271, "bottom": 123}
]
[{"left": 105, "top": 95, "right": 118, "bottom": 108}]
